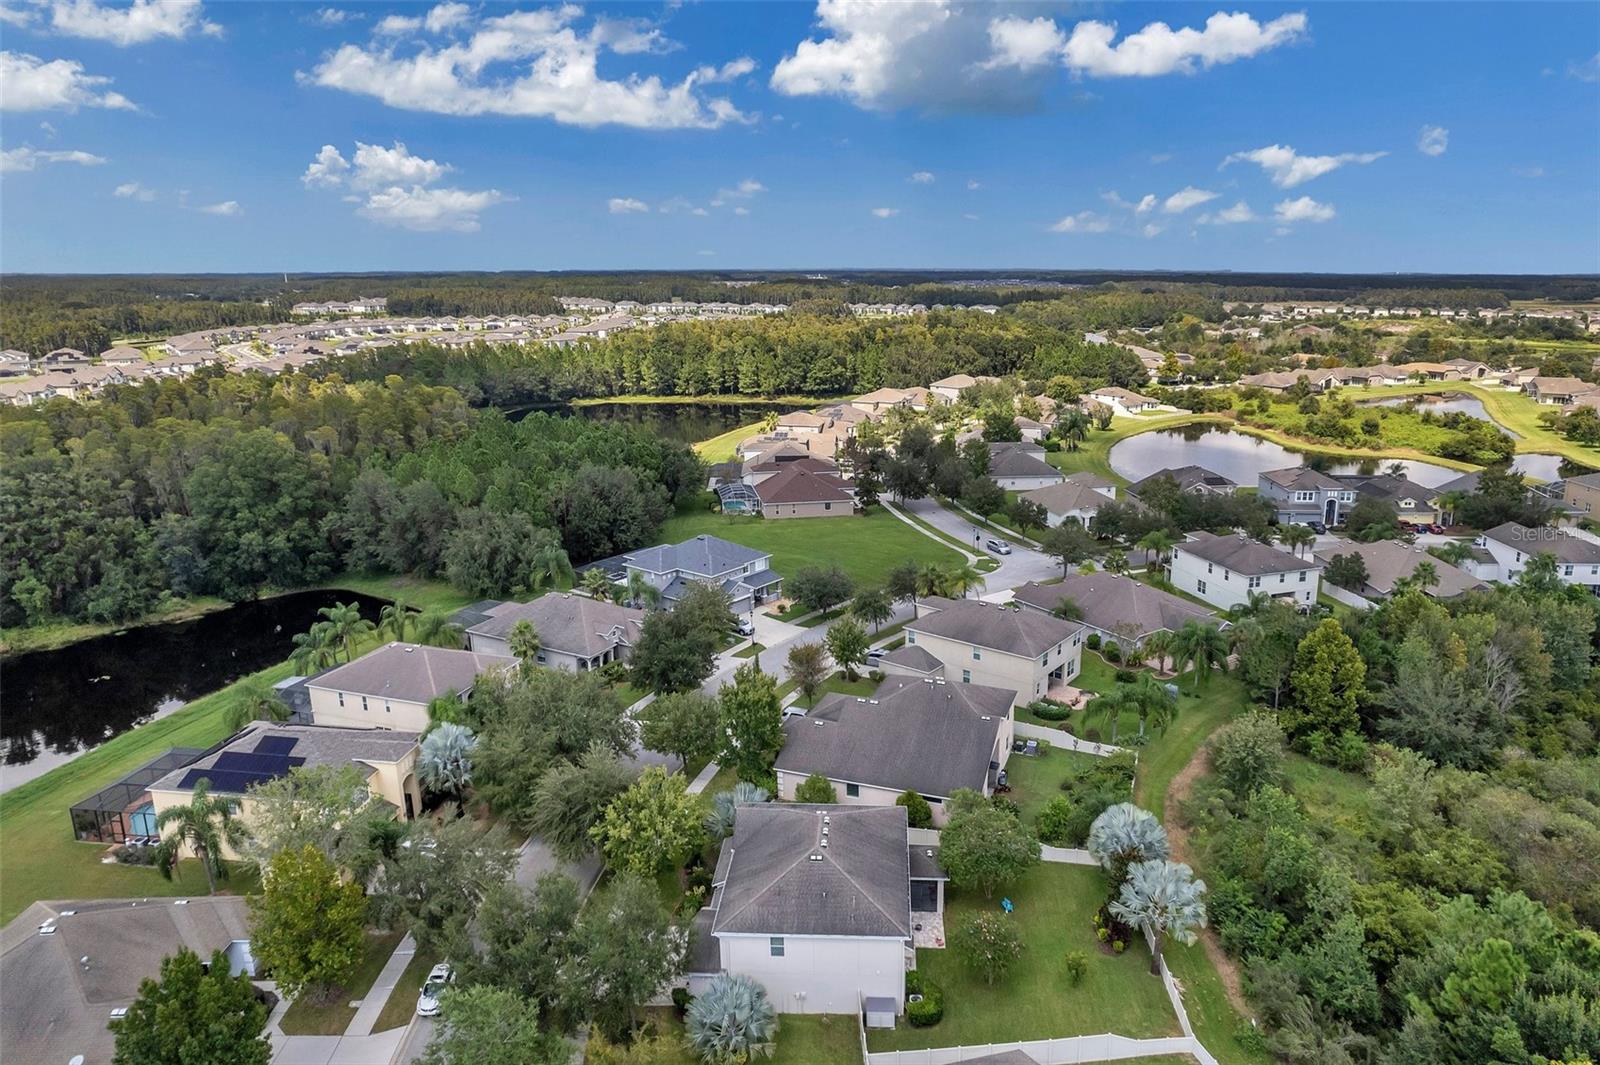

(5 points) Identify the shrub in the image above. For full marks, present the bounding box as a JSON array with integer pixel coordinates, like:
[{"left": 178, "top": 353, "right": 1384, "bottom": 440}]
[
  {"left": 1028, "top": 699, "right": 1072, "bottom": 721},
  {"left": 869, "top": 669, "right": 885, "bottom": 683},
  {"left": 1063, "top": 949, "right": 1089, "bottom": 986},
  {"left": 904, "top": 971, "right": 944, "bottom": 1027},
  {"left": 671, "top": 987, "right": 692, "bottom": 1018},
  {"left": 794, "top": 773, "right": 838, "bottom": 804},
  {"left": 1114, "top": 668, "right": 1136, "bottom": 684},
  {"left": 1086, "top": 633, "right": 1102, "bottom": 650},
  {"left": 1035, "top": 796, "right": 1076, "bottom": 845},
  {"left": 1112, "top": 940, "right": 1126, "bottom": 954},
  {"left": 896, "top": 790, "right": 934, "bottom": 828},
  {"left": 1103, "top": 641, "right": 1122, "bottom": 663},
  {"left": 116, "top": 844, "right": 157, "bottom": 866}
]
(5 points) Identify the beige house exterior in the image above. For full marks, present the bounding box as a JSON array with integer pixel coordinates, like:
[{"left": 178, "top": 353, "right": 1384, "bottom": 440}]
[
  {"left": 905, "top": 599, "right": 1083, "bottom": 701},
  {"left": 1564, "top": 472, "right": 1600, "bottom": 517},
  {"left": 305, "top": 643, "right": 514, "bottom": 732}
]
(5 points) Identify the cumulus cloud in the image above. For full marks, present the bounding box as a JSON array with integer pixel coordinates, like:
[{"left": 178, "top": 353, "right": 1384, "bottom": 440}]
[
  {"left": 1569, "top": 51, "right": 1600, "bottom": 82},
  {"left": 46, "top": 0, "right": 221, "bottom": 45},
  {"left": 198, "top": 200, "right": 241, "bottom": 216},
  {"left": 1417, "top": 125, "right": 1449, "bottom": 157},
  {"left": 114, "top": 180, "right": 155, "bottom": 200},
  {"left": 608, "top": 197, "right": 649, "bottom": 214},
  {"left": 302, "top": 140, "right": 510, "bottom": 232},
  {"left": 1162, "top": 186, "right": 1217, "bottom": 213},
  {"left": 871, "top": 206, "right": 899, "bottom": 218},
  {"left": 1049, "top": 210, "right": 1112, "bottom": 233},
  {"left": 0, "top": 51, "right": 137, "bottom": 111},
  {"left": 1223, "top": 143, "right": 1386, "bottom": 187},
  {"left": 710, "top": 178, "right": 765, "bottom": 207},
  {"left": 1199, "top": 200, "right": 1256, "bottom": 224},
  {"left": 304, "top": 6, "right": 751, "bottom": 129},
  {"left": 1274, "top": 196, "right": 1335, "bottom": 224},
  {"left": 0, "top": 144, "right": 106, "bottom": 172},
  {"left": 909, "top": 170, "right": 934, "bottom": 183},
  {"left": 773, "top": 4, "right": 1305, "bottom": 113},
  {"left": 312, "top": 8, "right": 355, "bottom": 26},
  {"left": 967, "top": 179, "right": 981, "bottom": 190}
]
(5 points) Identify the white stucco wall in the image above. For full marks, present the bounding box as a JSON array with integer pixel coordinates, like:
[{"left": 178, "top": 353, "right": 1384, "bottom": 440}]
[
  {"left": 308, "top": 687, "right": 430, "bottom": 732},
  {"left": 1170, "top": 548, "right": 1321, "bottom": 611},
  {"left": 905, "top": 629, "right": 1080, "bottom": 701},
  {"left": 718, "top": 933, "right": 907, "bottom": 1014}
]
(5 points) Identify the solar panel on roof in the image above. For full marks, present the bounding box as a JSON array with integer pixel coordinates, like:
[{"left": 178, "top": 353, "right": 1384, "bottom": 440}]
[
  {"left": 177, "top": 768, "right": 270, "bottom": 793},
  {"left": 254, "top": 736, "right": 298, "bottom": 755}
]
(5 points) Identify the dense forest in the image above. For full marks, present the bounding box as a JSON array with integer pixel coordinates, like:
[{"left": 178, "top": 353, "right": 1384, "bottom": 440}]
[{"left": 0, "top": 370, "right": 701, "bottom": 626}]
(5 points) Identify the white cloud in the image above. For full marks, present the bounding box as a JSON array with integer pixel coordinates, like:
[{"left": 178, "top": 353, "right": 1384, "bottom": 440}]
[
  {"left": 733, "top": 205, "right": 749, "bottom": 215},
  {"left": 47, "top": 0, "right": 221, "bottom": 45},
  {"left": 1061, "top": 11, "right": 1307, "bottom": 77},
  {"left": 0, "top": 51, "right": 137, "bottom": 111},
  {"left": 1223, "top": 143, "right": 1386, "bottom": 187},
  {"left": 374, "top": 14, "right": 421, "bottom": 35},
  {"left": 1149, "top": 152, "right": 1173, "bottom": 164},
  {"left": 198, "top": 200, "right": 241, "bottom": 216},
  {"left": 1274, "top": 196, "right": 1335, "bottom": 224},
  {"left": 0, "top": 145, "right": 106, "bottom": 172},
  {"left": 114, "top": 180, "right": 155, "bottom": 200},
  {"left": 312, "top": 8, "right": 354, "bottom": 26},
  {"left": 0, "top": 4, "right": 34, "bottom": 27},
  {"left": 962, "top": 212, "right": 979, "bottom": 220},
  {"left": 710, "top": 178, "right": 765, "bottom": 207},
  {"left": 39, "top": 120, "right": 57, "bottom": 137},
  {"left": 1569, "top": 51, "right": 1600, "bottom": 82},
  {"left": 1199, "top": 200, "right": 1256, "bottom": 224},
  {"left": 967, "top": 179, "right": 981, "bottom": 190},
  {"left": 305, "top": 6, "right": 749, "bottom": 129},
  {"left": 909, "top": 170, "right": 934, "bottom": 183},
  {"left": 984, "top": 15, "right": 1066, "bottom": 72},
  {"left": 608, "top": 196, "right": 649, "bottom": 214},
  {"left": 302, "top": 140, "right": 510, "bottom": 232},
  {"left": 1417, "top": 125, "right": 1449, "bottom": 157},
  {"left": 1049, "top": 210, "right": 1112, "bottom": 233},
  {"left": 1162, "top": 186, "right": 1218, "bottom": 213},
  {"left": 1141, "top": 222, "right": 1164, "bottom": 238},
  {"left": 424, "top": 2, "right": 471, "bottom": 34},
  {"left": 871, "top": 206, "right": 898, "bottom": 218},
  {"left": 694, "top": 57, "right": 757, "bottom": 83}
]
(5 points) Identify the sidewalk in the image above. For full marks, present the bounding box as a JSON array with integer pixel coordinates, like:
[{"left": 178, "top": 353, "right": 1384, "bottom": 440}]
[{"left": 344, "top": 934, "right": 416, "bottom": 1038}]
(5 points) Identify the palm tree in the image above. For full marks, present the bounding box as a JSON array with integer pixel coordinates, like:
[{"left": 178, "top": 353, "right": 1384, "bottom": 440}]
[
  {"left": 152, "top": 780, "right": 247, "bottom": 895},
  {"left": 1225, "top": 591, "right": 1274, "bottom": 621},
  {"left": 1056, "top": 409, "right": 1091, "bottom": 452},
  {"left": 318, "top": 601, "right": 374, "bottom": 662},
  {"left": 418, "top": 723, "right": 477, "bottom": 814},
  {"left": 507, "top": 620, "right": 541, "bottom": 673},
  {"left": 224, "top": 682, "right": 290, "bottom": 734},
  {"left": 1432, "top": 538, "right": 1475, "bottom": 565},
  {"left": 580, "top": 567, "right": 614, "bottom": 599},
  {"left": 850, "top": 587, "right": 894, "bottom": 633},
  {"left": 1137, "top": 530, "right": 1177, "bottom": 572},
  {"left": 1143, "top": 630, "right": 1175, "bottom": 675},
  {"left": 1410, "top": 560, "right": 1440, "bottom": 590},
  {"left": 1128, "top": 672, "right": 1177, "bottom": 737},
  {"left": 411, "top": 611, "right": 464, "bottom": 649},
  {"left": 378, "top": 599, "right": 414, "bottom": 642},
  {"left": 289, "top": 620, "right": 341, "bottom": 673},
  {"left": 1109, "top": 859, "right": 1208, "bottom": 975},
  {"left": 1437, "top": 490, "right": 1468, "bottom": 528},
  {"left": 620, "top": 570, "right": 662, "bottom": 610},
  {"left": 1082, "top": 691, "right": 1128, "bottom": 744},
  {"left": 704, "top": 782, "right": 771, "bottom": 840},
  {"left": 687, "top": 972, "right": 778, "bottom": 1064},
  {"left": 914, "top": 563, "right": 946, "bottom": 602},
  {"left": 1087, "top": 803, "right": 1170, "bottom": 887},
  {"left": 1103, "top": 547, "right": 1129, "bottom": 575},
  {"left": 528, "top": 539, "right": 575, "bottom": 593},
  {"left": 1279, "top": 524, "right": 1317, "bottom": 559},
  {"left": 1174, "top": 620, "right": 1228, "bottom": 689},
  {"left": 941, "top": 563, "right": 985, "bottom": 599}
]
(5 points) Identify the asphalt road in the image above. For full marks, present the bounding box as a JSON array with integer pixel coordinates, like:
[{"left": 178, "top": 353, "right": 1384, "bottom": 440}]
[{"left": 899, "top": 497, "right": 1062, "bottom": 592}]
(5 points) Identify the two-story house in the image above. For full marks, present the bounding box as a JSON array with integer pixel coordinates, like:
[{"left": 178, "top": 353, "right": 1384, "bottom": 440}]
[
  {"left": 1470, "top": 523, "right": 1600, "bottom": 591},
  {"left": 304, "top": 643, "right": 515, "bottom": 733},
  {"left": 903, "top": 599, "right": 1083, "bottom": 700},
  {"left": 1258, "top": 467, "right": 1354, "bottom": 526},
  {"left": 619, "top": 534, "right": 783, "bottom": 620},
  {"left": 1171, "top": 531, "right": 1323, "bottom": 610},
  {"left": 455, "top": 593, "right": 645, "bottom": 672}
]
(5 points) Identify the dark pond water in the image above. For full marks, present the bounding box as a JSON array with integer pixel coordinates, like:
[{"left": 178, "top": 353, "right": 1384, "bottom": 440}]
[
  {"left": 1357, "top": 391, "right": 1500, "bottom": 423},
  {"left": 506, "top": 399, "right": 817, "bottom": 445},
  {"left": 1, "top": 590, "right": 389, "bottom": 792}
]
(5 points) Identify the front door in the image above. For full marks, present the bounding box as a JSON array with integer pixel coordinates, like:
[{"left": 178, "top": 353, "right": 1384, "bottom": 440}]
[
  {"left": 403, "top": 792, "right": 414, "bottom": 820},
  {"left": 1324, "top": 497, "right": 1339, "bottom": 525}
]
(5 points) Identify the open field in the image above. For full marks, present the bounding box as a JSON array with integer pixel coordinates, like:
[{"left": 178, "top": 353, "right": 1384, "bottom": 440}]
[{"left": 657, "top": 506, "right": 964, "bottom": 588}]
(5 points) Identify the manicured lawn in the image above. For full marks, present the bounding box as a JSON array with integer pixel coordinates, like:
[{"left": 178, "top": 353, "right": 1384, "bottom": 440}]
[
  {"left": 733, "top": 642, "right": 766, "bottom": 658},
  {"left": 1075, "top": 650, "right": 1120, "bottom": 695},
  {"left": 658, "top": 507, "right": 963, "bottom": 588},
  {"left": 612, "top": 681, "right": 645, "bottom": 708},
  {"left": 1048, "top": 414, "right": 1226, "bottom": 486},
  {"left": 317, "top": 572, "right": 474, "bottom": 615},
  {"left": 693, "top": 420, "right": 764, "bottom": 464},
  {"left": 808, "top": 671, "right": 878, "bottom": 704},
  {"left": 772, "top": 1015, "right": 861, "bottom": 1065},
  {"left": 798, "top": 607, "right": 846, "bottom": 628},
  {"left": 1461, "top": 384, "right": 1600, "bottom": 467},
  {"left": 373, "top": 946, "right": 439, "bottom": 1033},
  {"left": 696, "top": 764, "right": 739, "bottom": 803},
  {"left": 866, "top": 863, "right": 1181, "bottom": 1050},
  {"left": 1133, "top": 671, "right": 1251, "bottom": 822},
  {"left": 279, "top": 929, "right": 406, "bottom": 1036},
  {"left": 1004, "top": 746, "right": 1102, "bottom": 830}
]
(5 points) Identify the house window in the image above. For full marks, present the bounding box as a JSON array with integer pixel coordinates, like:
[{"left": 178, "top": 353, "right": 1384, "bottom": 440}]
[
  {"left": 962, "top": 669, "right": 971, "bottom": 683},
  {"left": 1294, "top": 490, "right": 1316, "bottom": 502},
  {"left": 1206, "top": 562, "right": 1213, "bottom": 574},
  {"left": 1299, "top": 571, "right": 1308, "bottom": 583},
  {"left": 1197, "top": 579, "right": 1207, "bottom": 594},
  {"left": 769, "top": 937, "right": 785, "bottom": 957},
  {"left": 337, "top": 692, "right": 345, "bottom": 708},
  {"left": 384, "top": 701, "right": 392, "bottom": 714},
  {"left": 824, "top": 502, "right": 832, "bottom": 511},
  {"left": 1279, "top": 573, "right": 1286, "bottom": 583},
  {"left": 846, "top": 783, "right": 860, "bottom": 797},
  {"left": 906, "top": 632, "right": 916, "bottom": 644},
  {"left": 1563, "top": 565, "right": 1574, "bottom": 576},
  {"left": 971, "top": 647, "right": 981, "bottom": 660},
  {"left": 1248, "top": 576, "right": 1261, "bottom": 589},
  {"left": 361, "top": 696, "right": 369, "bottom": 712}
]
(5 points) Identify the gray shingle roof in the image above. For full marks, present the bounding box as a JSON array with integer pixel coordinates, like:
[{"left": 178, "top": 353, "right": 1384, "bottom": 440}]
[
  {"left": 1312, "top": 539, "right": 1484, "bottom": 598},
  {"left": 462, "top": 593, "right": 644, "bottom": 656},
  {"left": 1011, "top": 574, "right": 1215, "bottom": 639},
  {"left": 1019, "top": 478, "right": 1113, "bottom": 516},
  {"left": 776, "top": 676, "right": 1011, "bottom": 799},
  {"left": 306, "top": 643, "right": 514, "bottom": 703},
  {"left": 711, "top": 804, "right": 910, "bottom": 939},
  {"left": 1260, "top": 466, "right": 1344, "bottom": 491},
  {"left": 907, "top": 599, "right": 1082, "bottom": 657},
  {"left": 754, "top": 465, "right": 854, "bottom": 504},
  {"left": 1481, "top": 523, "right": 1600, "bottom": 564},
  {"left": 149, "top": 723, "right": 420, "bottom": 794},
  {"left": 1129, "top": 464, "right": 1237, "bottom": 495},
  {"left": 879, "top": 644, "right": 943, "bottom": 674},
  {"left": 624, "top": 534, "right": 769, "bottom": 577},
  {"left": 1178, "top": 531, "right": 1319, "bottom": 575}
]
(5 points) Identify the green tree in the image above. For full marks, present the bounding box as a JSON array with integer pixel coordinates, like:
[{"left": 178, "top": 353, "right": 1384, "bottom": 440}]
[
  {"left": 249, "top": 845, "right": 368, "bottom": 1002},
  {"left": 581, "top": 567, "right": 615, "bottom": 599},
  {"left": 589, "top": 766, "right": 704, "bottom": 875},
  {"left": 1173, "top": 619, "right": 1229, "bottom": 689},
  {"left": 954, "top": 912, "right": 1024, "bottom": 985},
  {"left": 685, "top": 972, "right": 778, "bottom": 1065},
  {"left": 1208, "top": 711, "right": 1285, "bottom": 798},
  {"left": 1283, "top": 618, "right": 1367, "bottom": 748},
  {"left": 374, "top": 819, "right": 518, "bottom": 952},
  {"left": 1324, "top": 552, "right": 1370, "bottom": 591},
  {"left": 1042, "top": 522, "right": 1096, "bottom": 577},
  {"left": 1137, "top": 529, "right": 1178, "bottom": 569},
  {"left": 413, "top": 610, "right": 465, "bottom": 649},
  {"left": 527, "top": 537, "right": 575, "bottom": 593},
  {"left": 223, "top": 681, "right": 290, "bottom": 734},
  {"left": 717, "top": 662, "right": 785, "bottom": 784},
  {"left": 289, "top": 620, "right": 341, "bottom": 673},
  {"left": 419, "top": 722, "right": 477, "bottom": 810},
  {"left": 631, "top": 605, "right": 720, "bottom": 694},
  {"left": 317, "top": 601, "right": 375, "bottom": 662},
  {"left": 785, "top": 641, "right": 829, "bottom": 707},
  {"left": 378, "top": 599, "right": 414, "bottom": 641},
  {"left": 1109, "top": 859, "right": 1208, "bottom": 975},
  {"left": 152, "top": 779, "right": 247, "bottom": 895},
  {"left": 850, "top": 586, "right": 895, "bottom": 633},
  {"left": 562, "top": 872, "right": 687, "bottom": 1040},
  {"left": 704, "top": 782, "right": 771, "bottom": 841},
  {"left": 788, "top": 565, "right": 855, "bottom": 614},
  {"left": 420, "top": 985, "right": 567, "bottom": 1065},
  {"left": 1087, "top": 803, "right": 1170, "bottom": 889},
  {"left": 825, "top": 617, "right": 870, "bottom": 681},
  {"left": 507, "top": 620, "right": 542, "bottom": 674},
  {"left": 450, "top": 874, "right": 580, "bottom": 1018},
  {"left": 113, "top": 948, "right": 270, "bottom": 1065},
  {"left": 794, "top": 773, "right": 838, "bottom": 803},
  {"left": 638, "top": 690, "right": 720, "bottom": 769},
  {"left": 241, "top": 764, "right": 392, "bottom": 883},
  {"left": 939, "top": 790, "right": 1041, "bottom": 899},
  {"left": 896, "top": 790, "right": 934, "bottom": 828},
  {"left": 528, "top": 742, "right": 635, "bottom": 862}
]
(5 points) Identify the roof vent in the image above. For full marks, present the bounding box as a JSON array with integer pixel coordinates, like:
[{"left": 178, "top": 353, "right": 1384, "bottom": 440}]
[
  {"left": 925, "top": 849, "right": 935, "bottom": 858},
  {"left": 808, "top": 853, "right": 824, "bottom": 861},
  {"left": 813, "top": 720, "right": 826, "bottom": 727},
  {"left": 820, "top": 838, "right": 829, "bottom": 848}
]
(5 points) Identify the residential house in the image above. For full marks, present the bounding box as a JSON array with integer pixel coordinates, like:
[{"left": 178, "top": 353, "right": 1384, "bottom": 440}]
[
  {"left": 1009, "top": 573, "right": 1217, "bottom": 648},
  {"left": 1085, "top": 386, "right": 1161, "bottom": 416},
  {"left": 775, "top": 675, "right": 1015, "bottom": 824},
  {"left": 987, "top": 442, "right": 1065, "bottom": 491},
  {"left": 1171, "top": 531, "right": 1323, "bottom": 610},
  {"left": 1337, "top": 473, "right": 1440, "bottom": 526},
  {"left": 753, "top": 464, "right": 855, "bottom": 519},
  {"left": 690, "top": 804, "right": 924, "bottom": 1014},
  {"left": 1469, "top": 523, "right": 1600, "bottom": 590},
  {"left": 905, "top": 598, "right": 1083, "bottom": 700},
  {"left": 1013, "top": 416, "right": 1049, "bottom": 443},
  {"left": 929, "top": 373, "right": 1000, "bottom": 404},
  {"left": 455, "top": 593, "right": 645, "bottom": 671},
  {"left": 1129, "top": 465, "right": 1238, "bottom": 498},
  {"left": 146, "top": 723, "right": 425, "bottom": 850},
  {"left": 1019, "top": 473, "right": 1118, "bottom": 527},
  {"left": 774, "top": 410, "right": 831, "bottom": 435},
  {"left": 1258, "top": 467, "right": 1354, "bottom": 525},
  {"left": 617, "top": 534, "right": 783, "bottom": 619},
  {"left": 304, "top": 642, "right": 515, "bottom": 732},
  {"left": 98, "top": 345, "right": 146, "bottom": 366},
  {"left": 876, "top": 644, "right": 945, "bottom": 679},
  {"left": 742, "top": 455, "right": 839, "bottom": 487},
  {"left": 1314, "top": 539, "right": 1485, "bottom": 601},
  {"left": 851, "top": 387, "right": 928, "bottom": 415},
  {"left": 1562, "top": 472, "right": 1600, "bottom": 517},
  {"left": 40, "top": 347, "right": 91, "bottom": 369},
  {"left": 1525, "top": 377, "right": 1599, "bottom": 405},
  {"left": 0, "top": 349, "right": 32, "bottom": 375}
]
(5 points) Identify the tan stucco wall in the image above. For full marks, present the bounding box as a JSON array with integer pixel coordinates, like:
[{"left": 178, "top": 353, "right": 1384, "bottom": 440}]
[
  {"left": 308, "top": 687, "right": 430, "bottom": 731},
  {"left": 905, "top": 630, "right": 1079, "bottom": 701},
  {"left": 762, "top": 500, "right": 850, "bottom": 519}
]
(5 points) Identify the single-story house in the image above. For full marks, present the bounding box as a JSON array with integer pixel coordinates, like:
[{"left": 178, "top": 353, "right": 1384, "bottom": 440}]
[
  {"left": 742, "top": 455, "right": 839, "bottom": 487},
  {"left": 1313, "top": 538, "right": 1485, "bottom": 601},
  {"left": 1129, "top": 465, "right": 1238, "bottom": 498},
  {"left": 305, "top": 643, "right": 515, "bottom": 732},
  {"left": 987, "top": 442, "right": 1064, "bottom": 491},
  {"left": 691, "top": 804, "right": 922, "bottom": 1014},
  {"left": 774, "top": 410, "right": 831, "bottom": 435},
  {"left": 1525, "top": 377, "right": 1600, "bottom": 405},
  {"left": 851, "top": 387, "right": 928, "bottom": 414},
  {"left": 455, "top": 593, "right": 645, "bottom": 671},
  {"left": 1009, "top": 573, "right": 1218, "bottom": 647},
  {"left": 1171, "top": 531, "right": 1323, "bottom": 610},
  {"left": 776, "top": 675, "right": 1015, "bottom": 824},
  {"left": 1085, "top": 386, "right": 1161, "bottom": 415},
  {"left": 753, "top": 464, "right": 855, "bottom": 519},
  {"left": 1019, "top": 473, "right": 1118, "bottom": 527},
  {"left": 929, "top": 373, "right": 1001, "bottom": 404},
  {"left": 905, "top": 598, "right": 1083, "bottom": 700}
]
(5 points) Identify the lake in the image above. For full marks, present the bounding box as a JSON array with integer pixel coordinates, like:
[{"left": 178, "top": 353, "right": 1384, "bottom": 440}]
[
  {"left": 0, "top": 590, "right": 390, "bottom": 793},
  {"left": 1357, "top": 391, "right": 1516, "bottom": 435},
  {"left": 507, "top": 399, "right": 818, "bottom": 445}
]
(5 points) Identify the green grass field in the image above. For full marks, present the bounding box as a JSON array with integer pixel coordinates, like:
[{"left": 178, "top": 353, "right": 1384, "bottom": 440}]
[
  {"left": 1004, "top": 746, "right": 1101, "bottom": 829},
  {"left": 657, "top": 506, "right": 963, "bottom": 588},
  {"left": 866, "top": 863, "right": 1181, "bottom": 1051},
  {"left": 279, "top": 929, "right": 406, "bottom": 1036}
]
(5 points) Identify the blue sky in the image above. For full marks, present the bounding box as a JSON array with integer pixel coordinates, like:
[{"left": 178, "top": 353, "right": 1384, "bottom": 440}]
[{"left": 1, "top": 1, "right": 1596, "bottom": 274}]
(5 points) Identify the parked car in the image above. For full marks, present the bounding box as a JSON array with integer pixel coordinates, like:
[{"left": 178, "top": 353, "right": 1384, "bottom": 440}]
[
  {"left": 1306, "top": 521, "right": 1327, "bottom": 535},
  {"left": 735, "top": 617, "right": 755, "bottom": 637},
  {"left": 417, "top": 962, "right": 454, "bottom": 1018},
  {"left": 1428, "top": 523, "right": 1446, "bottom": 534},
  {"left": 985, "top": 538, "right": 1012, "bottom": 555},
  {"left": 866, "top": 648, "right": 887, "bottom": 661}
]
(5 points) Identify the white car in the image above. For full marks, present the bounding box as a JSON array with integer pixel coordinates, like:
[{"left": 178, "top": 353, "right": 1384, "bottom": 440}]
[
  {"left": 985, "top": 538, "right": 1012, "bottom": 555},
  {"left": 416, "top": 962, "right": 454, "bottom": 1018},
  {"left": 736, "top": 617, "right": 755, "bottom": 637}
]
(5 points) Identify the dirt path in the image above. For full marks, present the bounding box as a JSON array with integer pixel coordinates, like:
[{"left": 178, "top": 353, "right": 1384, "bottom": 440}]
[{"left": 1164, "top": 744, "right": 1254, "bottom": 1020}]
